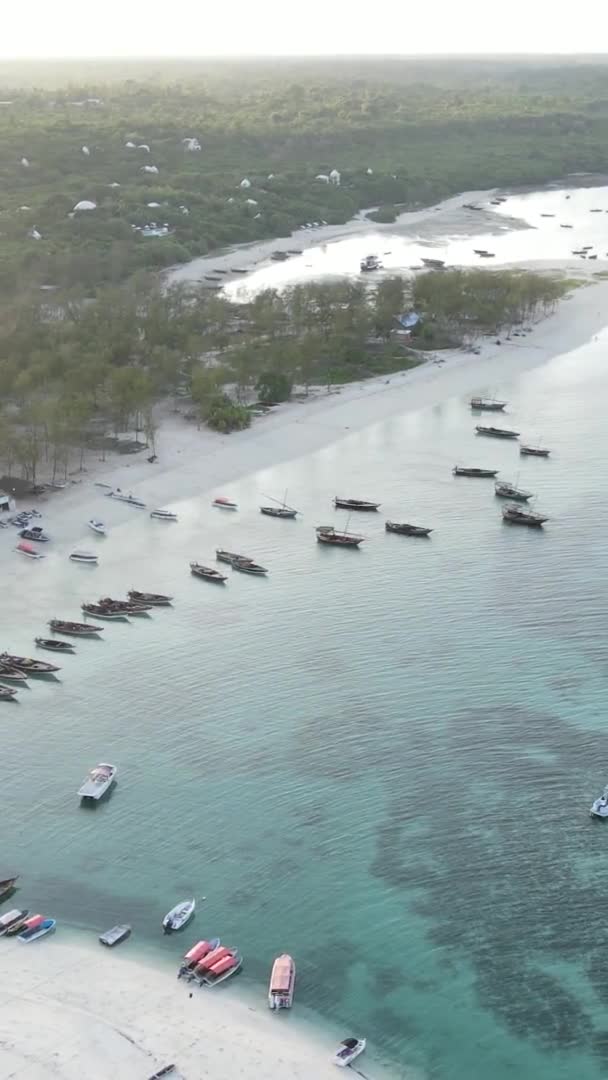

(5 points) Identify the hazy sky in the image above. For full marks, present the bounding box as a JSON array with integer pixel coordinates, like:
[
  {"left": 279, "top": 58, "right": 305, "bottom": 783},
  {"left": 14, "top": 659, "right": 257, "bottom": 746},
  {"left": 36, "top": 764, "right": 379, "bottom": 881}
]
[{"left": 2, "top": 0, "right": 607, "bottom": 59}]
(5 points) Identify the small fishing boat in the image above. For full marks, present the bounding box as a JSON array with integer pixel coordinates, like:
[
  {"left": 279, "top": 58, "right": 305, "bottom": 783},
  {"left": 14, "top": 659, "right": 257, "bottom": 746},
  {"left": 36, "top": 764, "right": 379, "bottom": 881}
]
[
  {"left": 453, "top": 466, "right": 498, "bottom": 478},
  {"left": 178, "top": 937, "right": 221, "bottom": 979},
  {"left": 0, "top": 652, "right": 59, "bottom": 675},
  {"left": 0, "top": 685, "right": 18, "bottom": 700},
  {"left": 470, "top": 397, "right": 507, "bottom": 411},
  {"left": 231, "top": 557, "right": 268, "bottom": 576},
  {"left": 502, "top": 505, "right": 548, "bottom": 527},
  {"left": 540, "top": 213, "right": 555, "bottom": 217},
  {"left": 316, "top": 525, "right": 364, "bottom": 547},
  {"left": 0, "top": 908, "right": 28, "bottom": 935},
  {"left": 333, "top": 1037, "right": 367, "bottom": 1068},
  {"left": 105, "top": 490, "right": 146, "bottom": 507},
  {"left": 268, "top": 954, "right": 296, "bottom": 1010},
  {"left": 590, "top": 787, "right": 608, "bottom": 819},
  {"left": 560, "top": 223, "right": 573, "bottom": 228},
  {"left": 385, "top": 521, "right": 433, "bottom": 537},
  {"left": 0, "top": 666, "right": 29, "bottom": 682},
  {"left": 148, "top": 1066, "right": 176, "bottom": 1079},
  {"left": 88, "top": 520, "right": 107, "bottom": 535},
  {"left": 19, "top": 917, "right": 56, "bottom": 942},
  {"left": 334, "top": 497, "right": 380, "bottom": 512},
  {"left": 270, "top": 250, "right": 290, "bottom": 261},
  {"left": 216, "top": 548, "right": 249, "bottom": 565},
  {"left": 78, "top": 762, "right": 117, "bottom": 800},
  {"left": 479, "top": 251, "right": 495, "bottom": 257},
  {"left": 128, "top": 590, "right": 173, "bottom": 605},
  {"left": 197, "top": 945, "right": 242, "bottom": 986},
  {"left": 35, "top": 638, "right": 75, "bottom": 653},
  {"left": 70, "top": 550, "right": 99, "bottom": 564},
  {"left": 49, "top": 619, "right": 104, "bottom": 636},
  {"left": 5, "top": 913, "right": 33, "bottom": 937},
  {"left": 82, "top": 603, "right": 130, "bottom": 620},
  {"left": 475, "top": 425, "right": 519, "bottom": 439},
  {"left": 96, "top": 597, "right": 152, "bottom": 615},
  {"left": 421, "top": 257, "right": 445, "bottom": 269},
  {"left": 99, "top": 924, "right": 131, "bottom": 947},
  {"left": 16, "top": 541, "right": 45, "bottom": 559},
  {"left": 520, "top": 445, "right": 550, "bottom": 457},
  {"left": 150, "top": 509, "right": 178, "bottom": 521},
  {"left": 190, "top": 563, "right": 227, "bottom": 583},
  {"left": 260, "top": 491, "right": 299, "bottom": 518},
  {"left": 494, "top": 481, "right": 532, "bottom": 502},
  {"left": 163, "top": 898, "right": 196, "bottom": 934},
  {"left": 360, "top": 254, "right": 382, "bottom": 272},
  {"left": 0, "top": 875, "right": 19, "bottom": 900},
  {"left": 14, "top": 914, "right": 42, "bottom": 937},
  {"left": 213, "top": 496, "right": 238, "bottom": 511},
  {"left": 19, "top": 527, "right": 50, "bottom": 542}
]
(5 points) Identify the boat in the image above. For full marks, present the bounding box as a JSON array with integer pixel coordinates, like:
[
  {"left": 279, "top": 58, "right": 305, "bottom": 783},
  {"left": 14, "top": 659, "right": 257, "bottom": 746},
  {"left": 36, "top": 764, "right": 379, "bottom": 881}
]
[
  {"left": 163, "top": 898, "right": 196, "bottom": 934},
  {"left": 316, "top": 525, "right": 365, "bottom": 547},
  {"left": 540, "top": 213, "right": 556, "bottom": 217},
  {"left": 334, "top": 498, "right": 380, "bottom": 512},
  {"left": 494, "top": 481, "right": 532, "bottom": 502},
  {"left": 332, "top": 1037, "right": 367, "bottom": 1068},
  {"left": 69, "top": 550, "right": 99, "bottom": 563},
  {"left": 520, "top": 445, "right": 551, "bottom": 457},
  {"left": 150, "top": 509, "right": 178, "bottom": 521},
  {"left": 0, "top": 652, "right": 59, "bottom": 675},
  {"left": 35, "top": 637, "right": 75, "bottom": 653},
  {"left": 590, "top": 787, "right": 608, "bottom": 818},
  {"left": 197, "top": 945, "right": 242, "bottom": 986},
  {"left": 18, "top": 527, "right": 50, "bottom": 542},
  {"left": 453, "top": 466, "right": 498, "bottom": 478},
  {"left": 260, "top": 491, "right": 299, "bottom": 518},
  {"left": 87, "top": 520, "right": 107, "bottom": 535},
  {"left": 127, "top": 590, "right": 173, "bottom": 605},
  {"left": 178, "top": 937, "right": 221, "bottom": 979},
  {"left": 49, "top": 619, "right": 104, "bottom": 636},
  {"left": 475, "top": 425, "right": 519, "bottom": 439},
  {"left": 470, "top": 397, "right": 507, "bottom": 411},
  {"left": 78, "top": 762, "right": 117, "bottom": 800},
  {"left": 212, "top": 496, "right": 238, "bottom": 510},
  {"left": 82, "top": 604, "right": 130, "bottom": 620},
  {"left": 18, "top": 917, "right": 56, "bottom": 942},
  {"left": 14, "top": 913, "right": 43, "bottom": 937},
  {"left": 0, "top": 875, "right": 19, "bottom": 900},
  {"left": 560, "top": 223, "right": 573, "bottom": 228},
  {"left": 95, "top": 597, "right": 152, "bottom": 615},
  {"left": 190, "top": 563, "right": 227, "bottom": 583},
  {"left": 360, "top": 254, "right": 382, "bottom": 272},
  {"left": 421, "top": 257, "right": 445, "bottom": 269},
  {"left": 0, "top": 908, "right": 28, "bottom": 935},
  {"left": 105, "top": 491, "right": 146, "bottom": 508},
  {"left": 99, "top": 924, "right": 131, "bottom": 947},
  {"left": 231, "top": 557, "right": 268, "bottom": 576},
  {"left": 5, "top": 913, "right": 33, "bottom": 936},
  {"left": 479, "top": 251, "right": 495, "bottom": 257},
  {"left": 268, "top": 954, "right": 296, "bottom": 1010},
  {"left": 270, "top": 250, "right": 290, "bottom": 261},
  {"left": 16, "top": 541, "right": 45, "bottom": 559},
  {"left": 216, "top": 548, "right": 249, "bottom": 565},
  {"left": 502, "top": 505, "right": 548, "bottom": 527},
  {"left": 385, "top": 521, "right": 433, "bottom": 537},
  {"left": 0, "top": 685, "right": 18, "bottom": 700},
  {"left": 0, "top": 665, "right": 29, "bottom": 682},
  {"left": 147, "top": 1066, "right": 176, "bottom": 1079}
]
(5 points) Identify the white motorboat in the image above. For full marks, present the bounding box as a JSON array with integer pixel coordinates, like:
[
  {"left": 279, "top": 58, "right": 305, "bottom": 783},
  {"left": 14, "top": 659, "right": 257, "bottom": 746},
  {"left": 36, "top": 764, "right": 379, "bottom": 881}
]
[
  {"left": 88, "top": 520, "right": 107, "bottom": 535},
  {"left": 150, "top": 509, "right": 178, "bottom": 521},
  {"left": 212, "top": 496, "right": 238, "bottom": 511},
  {"left": 332, "top": 1038, "right": 366, "bottom": 1068},
  {"left": 78, "top": 762, "right": 117, "bottom": 800},
  {"left": 105, "top": 491, "right": 146, "bottom": 508},
  {"left": 70, "top": 550, "right": 99, "bottom": 563},
  {"left": 590, "top": 788, "right": 608, "bottom": 818},
  {"left": 18, "top": 917, "right": 56, "bottom": 942},
  {"left": 162, "top": 898, "right": 195, "bottom": 933}
]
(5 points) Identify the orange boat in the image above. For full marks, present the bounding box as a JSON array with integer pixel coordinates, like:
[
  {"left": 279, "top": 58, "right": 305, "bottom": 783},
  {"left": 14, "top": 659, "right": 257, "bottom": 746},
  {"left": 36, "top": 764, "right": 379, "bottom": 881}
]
[
  {"left": 178, "top": 938, "right": 220, "bottom": 979},
  {"left": 268, "top": 953, "right": 296, "bottom": 1010},
  {"left": 197, "top": 945, "right": 242, "bottom": 986}
]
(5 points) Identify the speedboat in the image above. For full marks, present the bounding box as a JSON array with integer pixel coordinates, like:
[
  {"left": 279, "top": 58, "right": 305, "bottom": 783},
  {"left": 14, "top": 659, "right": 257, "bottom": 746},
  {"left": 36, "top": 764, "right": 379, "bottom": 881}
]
[
  {"left": 150, "top": 509, "right": 178, "bottom": 521},
  {"left": 18, "top": 917, "right": 56, "bottom": 942},
  {"left": 88, "top": 520, "right": 107, "bottom": 535},
  {"left": 105, "top": 491, "right": 146, "bottom": 508},
  {"left": 590, "top": 788, "right": 608, "bottom": 818},
  {"left": 212, "top": 496, "right": 238, "bottom": 510},
  {"left": 0, "top": 908, "right": 28, "bottom": 936},
  {"left": 78, "top": 762, "right": 117, "bottom": 800},
  {"left": 332, "top": 1038, "right": 366, "bottom": 1068},
  {"left": 268, "top": 954, "right": 296, "bottom": 1009},
  {"left": 163, "top": 898, "right": 195, "bottom": 934},
  {"left": 18, "top": 526, "right": 50, "bottom": 542},
  {"left": 70, "top": 550, "right": 99, "bottom": 563},
  {"left": 178, "top": 938, "right": 221, "bottom": 979}
]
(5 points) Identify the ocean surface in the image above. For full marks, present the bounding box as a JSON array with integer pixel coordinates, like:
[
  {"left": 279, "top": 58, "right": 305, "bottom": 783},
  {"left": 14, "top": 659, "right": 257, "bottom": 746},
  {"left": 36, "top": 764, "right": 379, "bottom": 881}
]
[{"left": 3, "top": 327, "right": 608, "bottom": 1079}]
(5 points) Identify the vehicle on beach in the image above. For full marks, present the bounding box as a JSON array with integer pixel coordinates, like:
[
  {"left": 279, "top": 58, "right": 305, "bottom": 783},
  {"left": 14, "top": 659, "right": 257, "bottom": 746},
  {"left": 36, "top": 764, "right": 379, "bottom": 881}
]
[
  {"left": 268, "top": 953, "right": 296, "bottom": 1010},
  {"left": 332, "top": 1037, "right": 367, "bottom": 1067},
  {"left": 163, "top": 898, "right": 196, "bottom": 934},
  {"left": 316, "top": 525, "right": 365, "bottom": 547},
  {"left": 0, "top": 652, "right": 59, "bottom": 675},
  {"left": 78, "top": 762, "right": 117, "bottom": 800},
  {"left": 18, "top": 916, "right": 56, "bottom": 942},
  {"left": 385, "top": 521, "right": 433, "bottom": 537},
  {"left": 212, "top": 496, "right": 238, "bottom": 510},
  {"left": 69, "top": 550, "right": 99, "bottom": 564},
  {"left": 178, "top": 938, "right": 221, "bottom": 979},
  {"left": 453, "top": 466, "right": 498, "bottom": 478},
  {"left": 35, "top": 638, "right": 75, "bottom": 653},
  {"left": 334, "top": 497, "right": 380, "bottom": 512},
  {"left": 87, "top": 520, "right": 107, "bottom": 535},
  {"left": 48, "top": 619, "right": 104, "bottom": 636},
  {"left": 99, "top": 924, "right": 131, "bottom": 947},
  {"left": 190, "top": 562, "right": 227, "bottom": 583},
  {"left": 475, "top": 425, "right": 519, "bottom": 439}
]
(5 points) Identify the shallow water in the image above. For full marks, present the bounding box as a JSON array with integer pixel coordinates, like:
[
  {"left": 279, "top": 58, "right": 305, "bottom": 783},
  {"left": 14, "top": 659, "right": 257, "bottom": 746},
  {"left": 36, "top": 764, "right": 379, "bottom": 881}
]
[{"left": 3, "top": 328, "right": 608, "bottom": 1078}]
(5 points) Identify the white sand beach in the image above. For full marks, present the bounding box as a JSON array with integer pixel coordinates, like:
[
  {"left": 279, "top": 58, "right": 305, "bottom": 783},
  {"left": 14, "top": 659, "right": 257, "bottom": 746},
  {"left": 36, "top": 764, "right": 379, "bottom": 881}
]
[{"left": 0, "top": 934, "right": 372, "bottom": 1080}]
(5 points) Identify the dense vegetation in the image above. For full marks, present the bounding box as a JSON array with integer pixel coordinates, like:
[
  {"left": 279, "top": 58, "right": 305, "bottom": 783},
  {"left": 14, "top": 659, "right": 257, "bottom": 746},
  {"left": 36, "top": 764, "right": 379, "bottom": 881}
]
[{"left": 2, "top": 57, "right": 608, "bottom": 292}]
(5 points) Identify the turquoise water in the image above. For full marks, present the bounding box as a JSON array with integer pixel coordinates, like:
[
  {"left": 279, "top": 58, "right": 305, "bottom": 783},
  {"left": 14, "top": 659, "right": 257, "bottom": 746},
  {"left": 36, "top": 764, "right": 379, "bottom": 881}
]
[{"left": 3, "top": 333, "right": 608, "bottom": 1078}]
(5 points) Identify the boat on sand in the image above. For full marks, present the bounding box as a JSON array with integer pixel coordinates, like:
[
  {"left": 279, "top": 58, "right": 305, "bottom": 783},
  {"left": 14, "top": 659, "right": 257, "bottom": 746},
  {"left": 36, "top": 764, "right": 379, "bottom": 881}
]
[
  {"left": 18, "top": 917, "right": 56, "bottom": 942},
  {"left": 178, "top": 938, "right": 221, "bottom": 979},
  {"left": 332, "top": 1037, "right": 366, "bottom": 1068},
  {"left": 268, "top": 954, "right": 296, "bottom": 1010}
]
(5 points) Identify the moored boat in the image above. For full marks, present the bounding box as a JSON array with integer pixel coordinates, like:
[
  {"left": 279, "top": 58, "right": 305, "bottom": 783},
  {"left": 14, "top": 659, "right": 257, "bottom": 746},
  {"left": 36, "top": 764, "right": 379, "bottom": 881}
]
[
  {"left": 35, "top": 637, "right": 75, "bottom": 653},
  {"left": 0, "top": 875, "right": 19, "bottom": 900},
  {"left": 360, "top": 254, "right": 382, "bottom": 272},
  {"left": 333, "top": 1037, "right": 367, "bottom": 1068},
  {"left": 19, "top": 526, "right": 50, "bottom": 542},
  {"left": 453, "top": 466, "right": 498, "bottom": 478},
  {"left": 99, "top": 924, "right": 131, "bottom": 947},
  {"left": 385, "top": 521, "right": 432, "bottom": 537},
  {"left": 94, "top": 597, "right": 152, "bottom": 616},
  {"left": 268, "top": 953, "right": 296, "bottom": 1010},
  {"left": 421, "top": 257, "right": 445, "bottom": 269},
  {"left": 0, "top": 908, "right": 28, "bottom": 935},
  {"left": 105, "top": 491, "right": 146, "bottom": 508},
  {"left": 190, "top": 563, "right": 227, "bottom": 583},
  {"left": 128, "top": 590, "right": 173, "bottom": 605},
  {"left": 231, "top": 557, "right": 268, "bottom": 576},
  {"left": 216, "top": 548, "right": 249, "bottom": 564},
  {"left": 150, "top": 509, "right": 178, "bottom": 521},
  {"left": 12, "top": 913, "right": 42, "bottom": 937},
  {"left": 470, "top": 397, "right": 507, "bottom": 411},
  {"left": 260, "top": 491, "right": 298, "bottom": 518},
  {"left": 69, "top": 550, "right": 99, "bottom": 563},
  {"left": 82, "top": 603, "right": 130, "bottom": 620},
  {"left": 163, "top": 898, "right": 195, "bottom": 934},
  {"left": 148, "top": 1066, "right": 176, "bottom": 1079},
  {"left": 590, "top": 787, "right": 608, "bottom": 819},
  {"left": 16, "top": 541, "right": 45, "bottom": 558},
  {"left": 0, "top": 652, "right": 59, "bottom": 675},
  {"left": 316, "top": 525, "right": 364, "bottom": 547},
  {"left": 88, "top": 520, "right": 107, "bottom": 535},
  {"left": 49, "top": 619, "right": 104, "bottom": 636},
  {"left": 78, "top": 762, "right": 117, "bottom": 800},
  {"left": 475, "top": 425, "right": 519, "bottom": 439},
  {"left": 197, "top": 945, "right": 242, "bottom": 986},
  {"left": 520, "top": 445, "right": 551, "bottom": 457},
  {"left": 178, "top": 937, "right": 221, "bottom": 979},
  {"left": 0, "top": 684, "right": 18, "bottom": 700},
  {"left": 5, "top": 913, "right": 32, "bottom": 937},
  {"left": 334, "top": 497, "right": 380, "bottom": 512},
  {"left": 0, "top": 665, "right": 29, "bottom": 682},
  {"left": 494, "top": 481, "right": 532, "bottom": 502},
  {"left": 18, "top": 917, "right": 56, "bottom": 942},
  {"left": 212, "top": 496, "right": 238, "bottom": 510},
  {"left": 502, "top": 505, "right": 548, "bottom": 527}
]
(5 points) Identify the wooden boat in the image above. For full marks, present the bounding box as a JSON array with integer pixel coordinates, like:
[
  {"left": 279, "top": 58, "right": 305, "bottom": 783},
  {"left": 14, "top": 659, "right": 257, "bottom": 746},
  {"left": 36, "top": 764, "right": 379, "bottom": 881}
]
[
  {"left": 231, "top": 557, "right": 268, "bottom": 576},
  {"left": 360, "top": 254, "right": 382, "bottom": 272},
  {"left": 35, "top": 637, "right": 75, "bottom": 653},
  {"left": 385, "top": 521, "right": 432, "bottom": 537},
  {"left": 270, "top": 250, "right": 290, "bottom": 261},
  {"left": 0, "top": 652, "right": 59, "bottom": 675},
  {"left": 95, "top": 597, "right": 152, "bottom": 615},
  {"left": 105, "top": 491, "right": 146, "bottom": 508},
  {"left": 5, "top": 913, "right": 33, "bottom": 937},
  {"left": 473, "top": 249, "right": 489, "bottom": 255},
  {"left": 494, "top": 481, "right": 532, "bottom": 502},
  {"left": 150, "top": 509, "right": 178, "bottom": 521},
  {"left": 128, "top": 590, "right": 173, "bottom": 605},
  {"left": 470, "top": 397, "right": 506, "bottom": 411},
  {"left": 475, "top": 425, "right": 519, "bottom": 439},
  {"left": 178, "top": 937, "right": 221, "bottom": 979},
  {"left": 0, "top": 875, "right": 19, "bottom": 900},
  {"left": 197, "top": 945, "right": 242, "bottom": 986},
  {"left": 333, "top": 1038, "right": 367, "bottom": 1068},
  {"left": 502, "top": 505, "right": 548, "bottom": 527},
  {"left": 316, "top": 525, "right": 364, "bottom": 547},
  {"left": 268, "top": 954, "right": 296, "bottom": 1010},
  {"left": 19, "top": 917, "right": 56, "bottom": 942},
  {"left": 49, "top": 619, "right": 104, "bottom": 636},
  {"left": 16, "top": 541, "right": 45, "bottom": 559},
  {"left": 190, "top": 562, "right": 227, "bottom": 583},
  {"left": 99, "top": 924, "right": 131, "bottom": 947},
  {"left": 0, "top": 908, "right": 28, "bottom": 935},
  {"left": 69, "top": 550, "right": 99, "bottom": 563},
  {"left": 212, "top": 496, "right": 238, "bottom": 510},
  {"left": 520, "top": 445, "right": 550, "bottom": 457},
  {"left": 260, "top": 491, "right": 298, "bottom": 518},
  {"left": 19, "top": 527, "right": 50, "bottom": 542},
  {"left": 148, "top": 1066, "right": 176, "bottom": 1079},
  {"left": 334, "top": 497, "right": 380, "bottom": 512},
  {"left": 453, "top": 466, "right": 498, "bottom": 478},
  {"left": 216, "top": 548, "right": 249, "bottom": 565},
  {"left": 87, "top": 519, "right": 107, "bottom": 535},
  {"left": 79, "top": 762, "right": 117, "bottom": 800},
  {"left": 0, "top": 665, "right": 29, "bottom": 682},
  {"left": 81, "top": 603, "right": 130, "bottom": 620},
  {"left": 0, "top": 685, "right": 18, "bottom": 700},
  {"left": 560, "top": 223, "right": 573, "bottom": 228},
  {"left": 540, "top": 213, "right": 555, "bottom": 217},
  {"left": 479, "top": 251, "right": 495, "bottom": 257},
  {"left": 163, "top": 898, "right": 195, "bottom": 934},
  {"left": 421, "top": 257, "right": 445, "bottom": 269}
]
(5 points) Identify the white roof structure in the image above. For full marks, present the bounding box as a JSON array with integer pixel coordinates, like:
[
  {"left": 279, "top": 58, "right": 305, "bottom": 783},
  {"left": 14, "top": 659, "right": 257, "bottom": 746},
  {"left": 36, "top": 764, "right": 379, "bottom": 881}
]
[
  {"left": 246, "top": 198, "right": 258, "bottom": 205},
  {"left": 240, "top": 178, "right": 251, "bottom": 189},
  {"left": 329, "top": 169, "right": 341, "bottom": 185},
  {"left": 147, "top": 202, "right": 161, "bottom": 208},
  {"left": 141, "top": 165, "right": 159, "bottom": 174},
  {"left": 73, "top": 200, "right": 97, "bottom": 211},
  {"left": 267, "top": 173, "right": 275, "bottom": 180}
]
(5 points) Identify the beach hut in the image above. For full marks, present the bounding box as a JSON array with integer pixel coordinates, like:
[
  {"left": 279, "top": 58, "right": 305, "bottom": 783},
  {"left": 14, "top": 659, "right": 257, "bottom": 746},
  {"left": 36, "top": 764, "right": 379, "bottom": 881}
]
[{"left": 73, "top": 200, "right": 97, "bottom": 212}]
